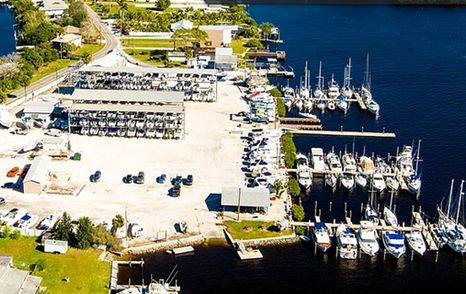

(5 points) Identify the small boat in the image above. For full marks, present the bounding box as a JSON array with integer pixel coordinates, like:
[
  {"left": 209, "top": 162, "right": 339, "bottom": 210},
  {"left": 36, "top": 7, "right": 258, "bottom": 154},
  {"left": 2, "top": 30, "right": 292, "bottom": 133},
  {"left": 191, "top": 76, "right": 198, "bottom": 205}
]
[
  {"left": 14, "top": 213, "right": 39, "bottom": 229},
  {"left": 355, "top": 172, "right": 368, "bottom": 188},
  {"left": 356, "top": 220, "right": 380, "bottom": 256},
  {"left": 371, "top": 171, "right": 386, "bottom": 192},
  {"left": 33, "top": 119, "right": 45, "bottom": 128},
  {"left": 336, "top": 224, "right": 358, "bottom": 259},
  {"left": 0, "top": 105, "right": 13, "bottom": 128},
  {"left": 299, "top": 235, "right": 311, "bottom": 242},
  {"left": 325, "top": 173, "right": 337, "bottom": 188},
  {"left": 130, "top": 221, "right": 144, "bottom": 238},
  {"left": 337, "top": 95, "right": 348, "bottom": 112},
  {"left": 406, "top": 228, "right": 427, "bottom": 256},
  {"left": 383, "top": 206, "right": 398, "bottom": 227},
  {"left": 311, "top": 219, "right": 332, "bottom": 253},
  {"left": 407, "top": 173, "right": 421, "bottom": 194},
  {"left": 382, "top": 230, "right": 406, "bottom": 259},
  {"left": 327, "top": 100, "right": 336, "bottom": 111},
  {"left": 316, "top": 99, "right": 326, "bottom": 112},
  {"left": 340, "top": 173, "right": 354, "bottom": 190},
  {"left": 19, "top": 140, "right": 40, "bottom": 154},
  {"left": 365, "top": 204, "right": 379, "bottom": 226},
  {"left": 386, "top": 177, "right": 400, "bottom": 191},
  {"left": 327, "top": 74, "right": 340, "bottom": 99},
  {"left": 298, "top": 112, "right": 317, "bottom": 120},
  {"left": 294, "top": 99, "right": 303, "bottom": 111},
  {"left": 342, "top": 152, "right": 357, "bottom": 173},
  {"left": 326, "top": 152, "right": 342, "bottom": 173},
  {"left": 37, "top": 213, "right": 59, "bottom": 230},
  {"left": 366, "top": 99, "right": 380, "bottom": 115},
  {"left": 297, "top": 170, "right": 313, "bottom": 191}
]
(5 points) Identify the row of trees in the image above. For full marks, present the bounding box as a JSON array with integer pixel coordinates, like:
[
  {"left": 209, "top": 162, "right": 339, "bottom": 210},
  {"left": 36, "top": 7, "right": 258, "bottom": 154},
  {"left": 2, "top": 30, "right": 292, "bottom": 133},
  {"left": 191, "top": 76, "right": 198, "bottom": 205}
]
[
  {"left": 53, "top": 212, "right": 125, "bottom": 250},
  {"left": 281, "top": 132, "right": 297, "bottom": 169}
]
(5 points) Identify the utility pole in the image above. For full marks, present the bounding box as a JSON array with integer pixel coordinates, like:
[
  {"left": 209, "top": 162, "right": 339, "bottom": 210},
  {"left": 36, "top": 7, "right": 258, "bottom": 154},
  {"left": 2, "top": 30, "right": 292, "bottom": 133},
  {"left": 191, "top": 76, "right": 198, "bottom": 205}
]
[{"left": 237, "top": 188, "right": 242, "bottom": 221}]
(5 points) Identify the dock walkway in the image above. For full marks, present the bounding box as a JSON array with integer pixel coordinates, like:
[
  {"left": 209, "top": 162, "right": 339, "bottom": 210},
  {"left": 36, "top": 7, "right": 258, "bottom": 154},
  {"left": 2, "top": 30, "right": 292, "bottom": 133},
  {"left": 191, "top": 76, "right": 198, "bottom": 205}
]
[
  {"left": 283, "top": 128, "right": 396, "bottom": 138},
  {"left": 353, "top": 92, "right": 367, "bottom": 110}
]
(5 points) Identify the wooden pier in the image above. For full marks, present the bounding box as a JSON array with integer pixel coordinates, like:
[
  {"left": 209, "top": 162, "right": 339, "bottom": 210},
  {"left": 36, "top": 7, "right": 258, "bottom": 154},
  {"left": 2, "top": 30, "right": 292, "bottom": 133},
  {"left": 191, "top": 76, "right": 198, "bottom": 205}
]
[
  {"left": 412, "top": 212, "right": 439, "bottom": 251},
  {"left": 224, "top": 229, "right": 263, "bottom": 260},
  {"left": 279, "top": 117, "right": 321, "bottom": 124},
  {"left": 353, "top": 92, "right": 367, "bottom": 110},
  {"left": 283, "top": 128, "right": 396, "bottom": 138}
]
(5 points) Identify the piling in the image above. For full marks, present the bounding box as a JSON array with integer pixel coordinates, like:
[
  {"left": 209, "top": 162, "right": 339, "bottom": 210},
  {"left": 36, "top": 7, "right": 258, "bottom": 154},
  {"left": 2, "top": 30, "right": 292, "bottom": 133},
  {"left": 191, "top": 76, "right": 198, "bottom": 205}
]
[
  {"left": 349, "top": 210, "right": 352, "bottom": 219},
  {"left": 411, "top": 251, "right": 414, "bottom": 262},
  {"left": 360, "top": 203, "right": 364, "bottom": 213},
  {"left": 336, "top": 248, "right": 339, "bottom": 258},
  {"left": 394, "top": 204, "right": 397, "bottom": 214},
  {"left": 319, "top": 209, "right": 322, "bottom": 217},
  {"left": 314, "top": 201, "right": 318, "bottom": 217},
  {"left": 377, "top": 203, "right": 380, "bottom": 212},
  {"left": 344, "top": 202, "right": 347, "bottom": 215},
  {"left": 329, "top": 201, "right": 333, "bottom": 212},
  {"left": 383, "top": 249, "right": 387, "bottom": 261},
  {"left": 435, "top": 251, "right": 439, "bottom": 263}
]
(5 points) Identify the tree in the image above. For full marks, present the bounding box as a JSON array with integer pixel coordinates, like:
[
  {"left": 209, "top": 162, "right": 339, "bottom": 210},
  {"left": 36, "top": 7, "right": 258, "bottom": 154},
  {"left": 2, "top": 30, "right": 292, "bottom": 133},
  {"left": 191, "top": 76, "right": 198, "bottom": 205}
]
[
  {"left": 156, "top": 0, "right": 171, "bottom": 11},
  {"left": 291, "top": 204, "right": 305, "bottom": 221},
  {"left": 64, "top": 1, "right": 88, "bottom": 28},
  {"left": 274, "top": 179, "right": 285, "bottom": 198},
  {"left": 10, "top": 230, "right": 21, "bottom": 240},
  {"left": 75, "top": 216, "right": 94, "bottom": 249},
  {"left": 112, "top": 214, "right": 125, "bottom": 231},
  {"left": 116, "top": 0, "right": 128, "bottom": 19},
  {"left": 245, "top": 39, "right": 264, "bottom": 49},
  {"left": 82, "top": 51, "right": 92, "bottom": 64},
  {"left": 259, "top": 22, "right": 274, "bottom": 39},
  {"left": 92, "top": 224, "right": 114, "bottom": 246},
  {"left": 269, "top": 88, "right": 282, "bottom": 97},
  {"left": 53, "top": 212, "right": 73, "bottom": 242},
  {"left": 288, "top": 177, "right": 301, "bottom": 198},
  {"left": 0, "top": 226, "right": 11, "bottom": 238}
]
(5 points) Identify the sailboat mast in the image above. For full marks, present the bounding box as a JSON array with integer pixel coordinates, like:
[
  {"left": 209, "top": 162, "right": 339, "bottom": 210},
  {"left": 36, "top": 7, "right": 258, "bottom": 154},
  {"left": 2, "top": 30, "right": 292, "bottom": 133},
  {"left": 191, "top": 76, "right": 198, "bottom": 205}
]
[
  {"left": 304, "top": 61, "right": 308, "bottom": 89},
  {"left": 364, "top": 54, "right": 370, "bottom": 90},
  {"left": 456, "top": 180, "right": 464, "bottom": 223},
  {"left": 348, "top": 57, "right": 352, "bottom": 88},
  {"left": 446, "top": 179, "right": 455, "bottom": 218},
  {"left": 415, "top": 140, "right": 421, "bottom": 174},
  {"left": 352, "top": 137, "right": 355, "bottom": 156},
  {"left": 317, "top": 61, "right": 322, "bottom": 89}
]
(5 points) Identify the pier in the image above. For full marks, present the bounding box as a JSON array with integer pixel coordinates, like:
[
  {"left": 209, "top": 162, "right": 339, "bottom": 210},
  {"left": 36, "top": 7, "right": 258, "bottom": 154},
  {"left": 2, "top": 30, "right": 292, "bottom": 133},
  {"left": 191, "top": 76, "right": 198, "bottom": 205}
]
[
  {"left": 353, "top": 92, "right": 367, "bottom": 110},
  {"left": 224, "top": 229, "right": 263, "bottom": 260},
  {"left": 283, "top": 128, "right": 396, "bottom": 138}
]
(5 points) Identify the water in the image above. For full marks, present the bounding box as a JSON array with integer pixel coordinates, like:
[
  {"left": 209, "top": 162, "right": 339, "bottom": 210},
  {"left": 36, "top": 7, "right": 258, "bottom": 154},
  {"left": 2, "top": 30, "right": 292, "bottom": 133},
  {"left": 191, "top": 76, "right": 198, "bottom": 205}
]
[
  {"left": 0, "top": 5, "right": 15, "bottom": 57},
  {"left": 107, "top": 4, "right": 466, "bottom": 292}
]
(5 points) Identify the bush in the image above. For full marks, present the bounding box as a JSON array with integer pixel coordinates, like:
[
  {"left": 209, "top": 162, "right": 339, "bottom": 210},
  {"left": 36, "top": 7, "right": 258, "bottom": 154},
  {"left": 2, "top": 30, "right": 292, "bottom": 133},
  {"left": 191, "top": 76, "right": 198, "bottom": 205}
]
[
  {"left": 291, "top": 204, "right": 305, "bottom": 221},
  {"left": 109, "top": 238, "right": 123, "bottom": 252},
  {"left": 245, "top": 39, "right": 264, "bottom": 49},
  {"left": 276, "top": 97, "right": 286, "bottom": 118},
  {"left": 10, "top": 230, "right": 22, "bottom": 240},
  {"left": 269, "top": 88, "right": 282, "bottom": 97},
  {"left": 295, "top": 226, "right": 306, "bottom": 235},
  {"left": 288, "top": 178, "right": 301, "bottom": 198},
  {"left": 281, "top": 133, "right": 296, "bottom": 169},
  {"left": 0, "top": 226, "right": 12, "bottom": 239},
  {"left": 34, "top": 259, "right": 47, "bottom": 272}
]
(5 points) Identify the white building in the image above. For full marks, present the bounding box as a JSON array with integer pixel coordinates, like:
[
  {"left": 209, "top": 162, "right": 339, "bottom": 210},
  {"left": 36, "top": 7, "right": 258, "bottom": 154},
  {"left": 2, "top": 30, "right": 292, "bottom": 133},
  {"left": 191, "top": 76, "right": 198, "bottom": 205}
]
[
  {"left": 52, "top": 34, "right": 82, "bottom": 48},
  {"left": 215, "top": 47, "right": 237, "bottom": 71},
  {"left": 170, "top": 20, "right": 193, "bottom": 31},
  {"left": 23, "top": 155, "right": 51, "bottom": 194},
  {"left": 44, "top": 239, "right": 68, "bottom": 254},
  {"left": 23, "top": 101, "right": 56, "bottom": 121},
  {"left": 199, "top": 25, "right": 239, "bottom": 48},
  {"left": 36, "top": 0, "right": 68, "bottom": 20}
]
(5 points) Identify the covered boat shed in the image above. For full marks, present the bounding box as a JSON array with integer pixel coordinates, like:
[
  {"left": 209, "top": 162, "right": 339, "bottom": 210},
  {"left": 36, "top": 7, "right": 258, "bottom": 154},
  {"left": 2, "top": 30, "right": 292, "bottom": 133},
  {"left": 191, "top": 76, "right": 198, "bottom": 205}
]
[
  {"left": 23, "top": 155, "right": 51, "bottom": 194},
  {"left": 23, "top": 101, "right": 56, "bottom": 121},
  {"left": 221, "top": 187, "right": 270, "bottom": 214}
]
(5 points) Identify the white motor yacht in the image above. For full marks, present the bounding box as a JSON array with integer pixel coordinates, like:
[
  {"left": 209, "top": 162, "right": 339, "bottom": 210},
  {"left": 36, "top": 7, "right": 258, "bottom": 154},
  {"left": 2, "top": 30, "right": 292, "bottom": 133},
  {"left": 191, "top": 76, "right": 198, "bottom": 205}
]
[
  {"left": 356, "top": 220, "right": 380, "bottom": 256},
  {"left": 406, "top": 228, "right": 427, "bottom": 256},
  {"left": 340, "top": 173, "right": 354, "bottom": 190},
  {"left": 326, "top": 152, "right": 342, "bottom": 173},
  {"left": 325, "top": 173, "right": 337, "bottom": 189},
  {"left": 371, "top": 171, "right": 386, "bottom": 192},
  {"left": 336, "top": 224, "right": 358, "bottom": 259},
  {"left": 383, "top": 206, "right": 399, "bottom": 227},
  {"left": 0, "top": 105, "right": 13, "bottom": 128},
  {"left": 355, "top": 172, "right": 368, "bottom": 188},
  {"left": 382, "top": 230, "right": 406, "bottom": 259},
  {"left": 386, "top": 177, "right": 400, "bottom": 191},
  {"left": 311, "top": 218, "right": 332, "bottom": 253}
]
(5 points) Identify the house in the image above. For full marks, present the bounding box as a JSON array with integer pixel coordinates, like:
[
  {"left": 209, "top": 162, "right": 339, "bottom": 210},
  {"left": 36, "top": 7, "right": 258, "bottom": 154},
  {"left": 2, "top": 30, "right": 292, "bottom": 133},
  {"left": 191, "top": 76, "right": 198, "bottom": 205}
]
[
  {"left": 52, "top": 34, "right": 82, "bottom": 48},
  {"left": 221, "top": 187, "right": 270, "bottom": 214},
  {"left": 36, "top": 0, "right": 68, "bottom": 20},
  {"left": 44, "top": 239, "right": 68, "bottom": 254},
  {"left": 170, "top": 20, "right": 193, "bottom": 32},
  {"left": 23, "top": 155, "right": 51, "bottom": 194},
  {"left": 199, "top": 25, "right": 240, "bottom": 48},
  {"left": 0, "top": 255, "right": 42, "bottom": 294},
  {"left": 214, "top": 47, "right": 237, "bottom": 71},
  {"left": 168, "top": 52, "right": 187, "bottom": 63},
  {"left": 63, "top": 25, "right": 81, "bottom": 35}
]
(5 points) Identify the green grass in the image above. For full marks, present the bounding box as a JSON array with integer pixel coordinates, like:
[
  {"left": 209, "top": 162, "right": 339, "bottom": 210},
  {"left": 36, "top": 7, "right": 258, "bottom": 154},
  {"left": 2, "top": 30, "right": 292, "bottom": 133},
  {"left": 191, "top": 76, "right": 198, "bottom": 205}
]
[
  {"left": 126, "top": 49, "right": 165, "bottom": 66},
  {"left": 224, "top": 220, "right": 293, "bottom": 240},
  {"left": 0, "top": 237, "right": 110, "bottom": 293},
  {"left": 29, "top": 59, "right": 74, "bottom": 84},
  {"left": 74, "top": 43, "right": 105, "bottom": 56},
  {"left": 122, "top": 38, "right": 175, "bottom": 49}
]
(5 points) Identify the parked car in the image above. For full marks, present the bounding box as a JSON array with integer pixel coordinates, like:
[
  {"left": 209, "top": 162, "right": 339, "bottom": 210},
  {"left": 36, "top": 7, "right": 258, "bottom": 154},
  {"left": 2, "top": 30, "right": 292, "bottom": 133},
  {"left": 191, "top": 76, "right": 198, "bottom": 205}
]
[
  {"left": 10, "top": 128, "right": 28, "bottom": 135},
  {"left": 0, "top": 197, "right": 5, "bottom": 206},
  {"left": 45, "top": 128, "right": 62, "bottom": 137},
  {"left": 184, "top": 174, "right": 193, "bottom": 186},
  {"left": 90, "top": 170, "right": 102, "bottom": 183},
  {"left": 136, "top": 171, "right": 145, "bottom": 184},
  {"left": 172, "top": 175, "right": 183, "bottom": 186},
  {"left": 123, "top": 174, "right": 133, "bottom": 184},
  {"left": 7, "top": 167, "right": 20, "bottom": 177},
  {"left": 1, "top": 182, "right": 19, "bottom": 189},
  {"left": 172, "top": 184, "right": 181, "bottom": 197},
  {"left": 157, "top": 174, "right": 167, "bottom": 184}
]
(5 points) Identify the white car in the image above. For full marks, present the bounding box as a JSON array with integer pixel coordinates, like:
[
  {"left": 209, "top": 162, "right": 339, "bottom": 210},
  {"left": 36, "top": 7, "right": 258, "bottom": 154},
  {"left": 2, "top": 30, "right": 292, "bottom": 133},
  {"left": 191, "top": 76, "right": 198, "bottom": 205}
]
[{"left": 45, "top": 129, "right": 62, "bottom": 137}]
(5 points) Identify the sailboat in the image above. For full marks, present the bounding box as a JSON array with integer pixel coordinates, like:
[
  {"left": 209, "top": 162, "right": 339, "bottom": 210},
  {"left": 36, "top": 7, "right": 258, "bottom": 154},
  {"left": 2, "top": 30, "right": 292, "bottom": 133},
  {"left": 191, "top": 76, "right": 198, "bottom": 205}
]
[
  {"left": 407, "top": 140, "right": 422, "bottom": 194},
  {"left": 313, "top": 61, "right": 324, "bottom": 98},
  {"left": 341, "top": 58, "right": 353, "bottom": 98},
  {"left": 337, "top": 95, "right": 348, "bottom": 112},
  {"left": 383, "top": 206, "right": 398, "bottom": 227},
  {"left": 365, "top": 189, "right": 379, "bottom": 225},
  {"left": 299, "top": 61, "right": 311, "bottom": 100},
  {"left": 362, "top": 54, "right": 380, "bottom": 115},
  {"left": 438, "top": 179, "right": 466, "bottom": 254}
]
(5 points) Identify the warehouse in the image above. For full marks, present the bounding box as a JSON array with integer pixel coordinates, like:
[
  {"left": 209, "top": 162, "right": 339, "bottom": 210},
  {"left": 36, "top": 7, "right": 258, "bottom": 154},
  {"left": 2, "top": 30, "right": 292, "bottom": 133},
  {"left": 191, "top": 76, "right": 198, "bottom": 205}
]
[
  {"left": 221, "top": 187, "right": 270, "bottom": 214},
  {"left": 23, "top": 155, "right": 51, "bottom": 194},
  {"left": 69, "top": 89, "right": 185, "bottom": 139},
  {"left": 74, "top": 66, "right": 218, "bottom": 102}
]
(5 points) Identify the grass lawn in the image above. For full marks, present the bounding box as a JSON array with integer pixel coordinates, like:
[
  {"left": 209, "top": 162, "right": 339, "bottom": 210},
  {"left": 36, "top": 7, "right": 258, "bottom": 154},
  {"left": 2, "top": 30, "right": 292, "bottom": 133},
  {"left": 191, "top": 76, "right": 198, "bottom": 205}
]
[
  {"left": 126, "top": 49, "right": 165, "bottom": 66},
  {"left": 30, "top": 59, "right": 74, "bottom": 84},
  {"left": 224, "top": 220, "right": 293, "bottom": 240},
  {"left": 74, "top": 43, "right": 105, "bottom": 56},
  {"left": 122, "top": 38, "right": 175, "bottom": 49},
  {"left": 0, "top": 237, "right": 110, "bottom": 293}
]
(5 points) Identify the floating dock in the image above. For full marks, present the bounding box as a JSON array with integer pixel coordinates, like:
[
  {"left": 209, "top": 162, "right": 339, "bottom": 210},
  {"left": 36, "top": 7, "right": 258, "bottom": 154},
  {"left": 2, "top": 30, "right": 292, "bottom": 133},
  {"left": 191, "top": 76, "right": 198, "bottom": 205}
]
[
  {"left": 283, "top": 128, "right": 396, "bottom": 138},
  {"left": 353, "top": 92, "right": 367, "bottom": 110},
  {"left": 412, "top": 212, "right": 439, "bottom": 251},
  {"left": 171, "top": 246, "right": 195, "bottom": 255}
]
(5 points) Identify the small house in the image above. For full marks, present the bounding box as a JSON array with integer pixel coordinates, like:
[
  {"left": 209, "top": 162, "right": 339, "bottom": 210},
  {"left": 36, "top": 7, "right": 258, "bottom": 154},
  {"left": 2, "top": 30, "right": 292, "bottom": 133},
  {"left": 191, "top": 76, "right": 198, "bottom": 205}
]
[
  {"left": 52, "top": 33, "right": 82, "bottom": 48},
  {"left": 170, "top": 20, "right": 193, "bottom": 31},
  {"left": 23, "top": 155, "right": 51, "bottom": 194},
  {"left": 199, "top": 25, "right": 240, "bottom": 48},
  {"left": 23, "top": 101, "right": 56, "bottom": 122},
  {"left": 44, "top": 239, "right": 68, "bottom": 254},
  {"left": 221, "top": 187, "right": 270, "bottom": 214},
  {"left": 37, "top": 0, "right": 68, "bottom": 20},
  {"left": 214, "top": 47, "right": 237, "bottom": 71}
]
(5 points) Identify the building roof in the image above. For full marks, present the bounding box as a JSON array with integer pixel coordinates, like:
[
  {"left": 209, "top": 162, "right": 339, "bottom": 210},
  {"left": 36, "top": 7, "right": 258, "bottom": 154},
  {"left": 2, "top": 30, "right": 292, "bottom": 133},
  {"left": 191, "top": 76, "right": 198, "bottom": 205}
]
[
  {"left": 221, "top": 187, "right": 270, "bottom": 208},
  {"left": 199, "top": 25, "right": 239, "bottom": 31},
  {"left": 39, "top": 0, "right": 68, "bottom": 12},
  {"left": 215, "top": 47, "right": 233, "bottom": 56},
  {"left": 52, "top": 34, "right": 81, "bottom": 44},
  {"left": 23, "top": 101, "right": 56, "bottom": 115},
  {"left": 23, "top": 155, "right": 51, "bottom": 185},
  {"left": 71, "top": 89, "right": 185, "bottom": 104},
  {"left": 42, "top": 137, "right": 65, "bottom": 146},
  {"left": 71, "top": 103, "right": 184, "bottom": 114},
  {"left": 78, "top": 66, "right": 217, "bottom": 76},
  {"left": 44, "top": 239, "right": 68, "bottom": 247},
  {"left": 170, "top": 19, "right": 193, "bottom": 31},
  {"left": 63, "top": 25, "right": 81, "bottom": 35}
]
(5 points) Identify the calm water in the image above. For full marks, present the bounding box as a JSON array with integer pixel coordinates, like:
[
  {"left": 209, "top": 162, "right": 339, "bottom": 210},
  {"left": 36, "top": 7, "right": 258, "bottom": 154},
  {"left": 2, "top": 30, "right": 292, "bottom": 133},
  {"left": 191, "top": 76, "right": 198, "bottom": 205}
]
[
  {"left": 0, "top": 5, "right": 15, "bottom": 56},
  {"left": 122, "top": 5, "right": 466, "bottom": 293}
]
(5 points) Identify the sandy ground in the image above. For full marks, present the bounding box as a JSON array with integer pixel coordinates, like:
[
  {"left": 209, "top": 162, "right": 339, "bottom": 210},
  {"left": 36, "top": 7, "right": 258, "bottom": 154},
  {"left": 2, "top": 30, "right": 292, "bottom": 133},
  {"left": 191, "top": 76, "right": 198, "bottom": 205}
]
[{"left": 0, "top": 81, "right": 286, "bottom": 242}]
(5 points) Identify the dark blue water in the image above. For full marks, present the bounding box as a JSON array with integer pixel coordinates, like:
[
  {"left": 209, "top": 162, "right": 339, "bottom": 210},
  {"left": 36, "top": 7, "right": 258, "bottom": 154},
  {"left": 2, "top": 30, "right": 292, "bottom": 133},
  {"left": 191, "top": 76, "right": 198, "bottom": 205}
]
[
  {"left": 116, "top": 5, "right": 466, "bottom": 292},
  {"left": 0, "top": 5, "right": 16, "bottom": 56}
]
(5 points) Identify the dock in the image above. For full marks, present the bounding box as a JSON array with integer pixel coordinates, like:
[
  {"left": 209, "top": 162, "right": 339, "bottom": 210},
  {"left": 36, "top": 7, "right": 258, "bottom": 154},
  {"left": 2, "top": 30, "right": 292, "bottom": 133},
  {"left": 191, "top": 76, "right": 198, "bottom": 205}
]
[
  {"left": 171, "top": 246, "right": 195, "bottom": 255},
  {"left": 279, "top": 117, "right": 321, "bottom": 124},
  {"left": 283, "top": 128, "right": 396, "bottom": 138},
  {"left": 412, "top": 212, "right": 439, "bottom": 251},
  {"left": 291, "top": 220, "right": 415, "bottom": 232},
  {"left": 224, "top": 229, "right": 263, "bottom": 260},
  {"left": 353, "top": 92, "right": 367, "bottom": 110}
]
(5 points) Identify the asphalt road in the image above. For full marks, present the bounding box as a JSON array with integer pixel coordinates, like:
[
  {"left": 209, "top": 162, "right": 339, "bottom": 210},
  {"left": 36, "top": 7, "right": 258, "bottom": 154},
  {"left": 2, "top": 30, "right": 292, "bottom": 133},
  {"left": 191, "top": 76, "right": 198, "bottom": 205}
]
[{"left": 7, "top": 4, "right": 119, "bottom": 104}]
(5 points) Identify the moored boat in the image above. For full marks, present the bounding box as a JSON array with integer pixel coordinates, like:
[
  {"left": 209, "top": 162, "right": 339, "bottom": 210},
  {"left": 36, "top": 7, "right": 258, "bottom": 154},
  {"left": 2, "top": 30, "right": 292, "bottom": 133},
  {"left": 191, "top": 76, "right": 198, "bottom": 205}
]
[
  {"left": 336, "top": 224, "right": 358, "bottom": 259},
  {"left": 382, "top": 230, "right": 406, "bottom": 259},
  {"left": 406, "top": 228, "right": 427, "bottom": 256},
  {"left": 356, "top": 220, "right": 379, "bottom": 256},
  {"left": 311, "top": 218, "right": 332, "bottom": 253}
]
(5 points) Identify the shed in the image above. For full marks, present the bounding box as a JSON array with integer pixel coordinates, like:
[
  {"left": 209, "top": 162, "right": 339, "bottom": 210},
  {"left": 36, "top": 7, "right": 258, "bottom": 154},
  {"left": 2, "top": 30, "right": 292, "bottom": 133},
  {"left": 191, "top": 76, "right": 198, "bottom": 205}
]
[
  {"left": 52, "top": 33, "right": 82, "bottom": 48},
  {"left": 63, "top": 25, "right": 80, "bottom": 35},
  {"left": 42, "top": 137, "right": 66, "bottom": 152},
  {"left": 215, "top": 47, "right": 237, "bottom": 71},
  {"left": 170, "top": 20, "right": 193, "bottom": 31},
  {"left": 199, "top": 25, "right": 238, "bottom": 48},
  {"left": 44, "top": 239, "right": 68, "bottom": 254},
  {"left": 168, "top": 52, "right": 187, "bottom": 63},
  {"left": 23, "top": 101, "right": 56, "bottom": 121},
  {"left": 23, "top": 155, "right": 51, "bottom": 194},
  {"left": 221, "top": 187, "right": 270, "bottom": 213}
]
